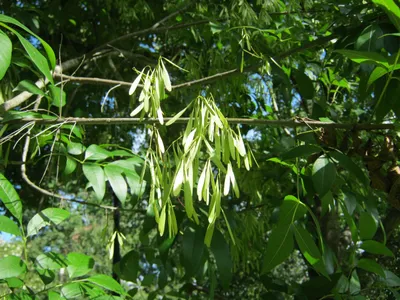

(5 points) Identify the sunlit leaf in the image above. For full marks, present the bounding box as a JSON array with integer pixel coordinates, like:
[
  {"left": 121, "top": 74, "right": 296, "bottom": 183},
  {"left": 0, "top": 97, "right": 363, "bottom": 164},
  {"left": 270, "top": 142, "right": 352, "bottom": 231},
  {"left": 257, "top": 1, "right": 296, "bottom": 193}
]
[
  {"left": 67, "top": 252, "right": 95, "bottom": 278},
  {"left": 13, "top": 79, "right": 45, "bottom": 96},
  {"left": 82, "top": 163, "right": 106, "bottom": 200},
  {"left": 84, "top": 274, "right": 126, "bottom": 295},
  {"left": 0, "top": 173, "right": 22, "bottom": 223},
  {"left": 104, "top": 165, "right": 127, "bottom": 203},
  {"left": 61, "top": 282, "right": 84, "bottom": 299},
  {"left": 27, "top": 208, "right": 70, "bottom": 237},
  {"left": 0, "top": 30, "right": 12, "bottom": 80},
  {"left": 0, "top": 14, "right": 56, "bottom": 68},
  {"left": 0, "top": 216, "right": 21, "bottom": 236},
  {"left": 85, "top": 144, "right": 112, "bottom": 161},
  {"left": 0, "top": 256, "right": 27, "bottom": 279},
  {"left": 12, "top": 29, "right": 54, "bottom": 84},
  {"left": 36, "top": 252, "right": 68, "bottom": 270}
]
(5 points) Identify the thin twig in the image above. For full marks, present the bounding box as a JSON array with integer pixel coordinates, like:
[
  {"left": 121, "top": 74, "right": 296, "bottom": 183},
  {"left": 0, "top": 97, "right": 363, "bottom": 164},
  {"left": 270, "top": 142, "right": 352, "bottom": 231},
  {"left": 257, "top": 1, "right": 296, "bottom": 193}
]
[
  {"left": 54, "top": 73, "right": 135, "bottom": 88},
  {"left": 53, "top": 32, "right": 339, "bottom": 91},
  {"left": 91, "top": 1, "right": 195, "bottom": 53},
  {"left": 5, "top": 117, "right": 397, "bottom": 130}
]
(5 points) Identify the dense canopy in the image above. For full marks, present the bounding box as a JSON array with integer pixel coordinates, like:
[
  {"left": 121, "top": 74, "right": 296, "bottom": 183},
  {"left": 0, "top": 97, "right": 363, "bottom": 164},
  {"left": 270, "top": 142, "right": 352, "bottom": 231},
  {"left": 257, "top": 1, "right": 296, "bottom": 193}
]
[{"left": 0, "top": 0, "right": 400, "bottom": 299}]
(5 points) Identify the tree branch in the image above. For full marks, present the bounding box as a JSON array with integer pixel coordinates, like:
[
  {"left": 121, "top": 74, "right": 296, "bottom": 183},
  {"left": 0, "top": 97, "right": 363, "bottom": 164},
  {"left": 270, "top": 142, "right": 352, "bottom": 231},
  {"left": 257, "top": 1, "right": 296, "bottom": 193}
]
[
  {"left": 6, "top": 117, "right": 397, "bottom": 130},
  {"left": 0, "top": 5, "right": 205, "bottom": 113},
  {"left": 54, "top": 73, "right": 136, "bottom": 88}
]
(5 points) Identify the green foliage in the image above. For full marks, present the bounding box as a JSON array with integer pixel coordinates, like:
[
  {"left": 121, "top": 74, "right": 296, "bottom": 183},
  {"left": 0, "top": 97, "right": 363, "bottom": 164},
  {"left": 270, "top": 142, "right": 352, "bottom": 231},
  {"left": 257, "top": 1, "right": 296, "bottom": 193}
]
[{"left": 0, "top": 1, "right": 400, "bottom": 298}]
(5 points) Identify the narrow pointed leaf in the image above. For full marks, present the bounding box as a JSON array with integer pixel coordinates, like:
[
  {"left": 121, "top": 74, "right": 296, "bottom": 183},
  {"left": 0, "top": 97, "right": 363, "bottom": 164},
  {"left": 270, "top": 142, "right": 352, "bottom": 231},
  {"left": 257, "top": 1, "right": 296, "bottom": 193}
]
[
  {"left": 27, "top": 208, "right": 70, "bottom": 237},
  {"left": 262, "top": 224, "right": 294, "bottom": 273},
  {"left": 104, "top": 165, "right": 127, "bottom": 203},
  {"left": 82, "top": 163, "right": 105, "bottom": 200},
  {"left": 0, "top": 173, "right": 22, "bottom": 222},
  {"left": 0, "top": 31, "right": 12, "bottom": 80},
  {"left": 312, "top": 155, "right": 336, "bottom": 197},
  {"left": 357, "top": 258, "right": 386, "bottom": 278},
  {"left": 210, "top": 230, "right": 232, "bottom": 290},
  {"left": 85, "top": 274, "right": 126, "bottom": 295},
  {"left": 360, "top": 240, "right": 394, "bottom": 257},
  {"left": 13, "top": 30, "right": 53, "bottom": 84},
  {"left": 0, "top": 216, "right": 21, "bottom": 236}
]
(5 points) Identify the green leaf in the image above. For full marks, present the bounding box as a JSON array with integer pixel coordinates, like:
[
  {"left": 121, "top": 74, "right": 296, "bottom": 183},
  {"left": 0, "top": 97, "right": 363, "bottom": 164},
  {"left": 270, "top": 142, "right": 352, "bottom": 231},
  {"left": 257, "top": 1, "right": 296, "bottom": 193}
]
[
  {"left": 48, "top": 291, "right": 65, "bottom": 300},
  {"left": 67, "top": 142, "right": 86, "bottom": 155},
  {"left": 104, "top": 165, "right": 127, "bottom": 203},
  {"left": 61, "top": 282, "right": 84, "bottom": 299},
  {"left": 312, "top": 155, "right": 336, "bottom": 197},
  {"left": 13, "top": 80, "right": 45, "bottom": 96},
  {"left": 0, "top": 173, "right": 22, "bottom": 223},
  {"left": 293, "top": 224, "right": 322, "bottom": 265},
  {"left": 321, "top": 191, "right": 333, "bottom": 216},
  {"left": 329, "top": 150, "right": 369, "bottom": 186},
  {"left": 116, "top": 250, "right": 139, "bottom": 282},
  {"left": 359, "top": 212, "right": 378, "bottom": 240},
  {"left": 344, "top": 191, "right": 357, "bottom": 216},
  {"left": 111, "top": 150, "right": 134, "bottom": 157},
  {"left": 0, "top": 14, "right": 56, "bottom": 68},
  {"left": 6, "top": 277, "right": 24, "bottom": 288},
  {"left": 368, "top": 65, "right": 395, "bottom": 87},
  {"left": 349, "top": 270, "right": 361, "bottom": 295},
  {"left": 382, "top": 270, "right": 400, "bottom": 287},
  {"left": 63, "top": 156, "right": 77, "bottom": 175},
  {"left": 13, "top": 29, "right": 53, "bottom": 84},
  {"left": 372, "top": 0, "right": 400, "bottom": 32},
  {"left": 278, "top": 195, "right": 307, "bottom": 225},
  {"left": 335, "top": 50, "right": 388, "bottom": 67},
  {"left": 84, "top": 274, "right": 126, "bottom": 295},
  {"left": 0, "top": 215, "right": 21, "bottom": 236},
  {"left": 360, "top": 240, "right": 394, "bottom": 257},
  {"left": 357, "top": 258, "right": 386, "bottom": 278},
  {"left": 182, "top": 226, "right": 205, "bottom": 277},
  {"left": 210, "top": 230, "right": 232, "bottom": 290},
  {"left": 49, "top": 84, "right": 66, "bottom": 107},
  {"left": 340, "top": 200, "right": 359, "bottom": 242},
  {"left": 27, "top": 207, "right": 70, "bottom": 237},
  {"left": 82, "top": 163, "right": 105, "bottom": 200},
  {"left": 85, "top": 145, "right": 112, "bottom": 161},
  {"left": 125, "top": 172, "right": 146, "bottom": 197},
  {"left": 36, "top": 252, "right": 68, "bottom": 270},
  {"left": 262, "top": 224, "right": 294, "bottom": 273},
  {"left": 67, "top": 252, "right": 95, "bottom": 278},
  {"left": 0, "top": 30, "right": 12, "bottom": 80},
  {"left": 281, "top": 144, "right": 322, "bottom": 161},
  {"left": 2, "top": 110, "right": 42, "bottom": 122},
  {"left": 356, "top": 24, "right": 384, "bottom": 52},
  {"left": 36, "top": 268, "right": 55, "bottom": 285},
  {"left": 292, "top": 69, "right": 315, "bottom": 99},
  {"left": 0, "top": 256, "right": 27, "bottom": 279}
]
